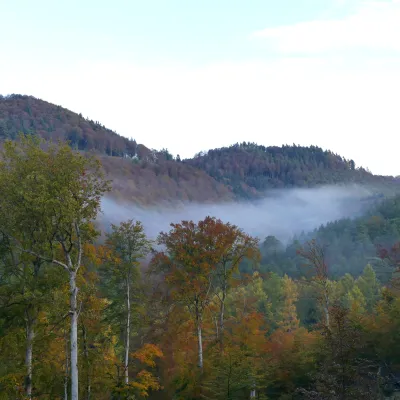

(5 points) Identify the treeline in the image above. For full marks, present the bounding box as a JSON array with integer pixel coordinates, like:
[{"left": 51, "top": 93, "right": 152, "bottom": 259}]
[
  {"left": 1, "top": 137, "right": 400, "bottom": 399},
  {"left": 186, "top": 142, "right": 398, "bottom": 198}
]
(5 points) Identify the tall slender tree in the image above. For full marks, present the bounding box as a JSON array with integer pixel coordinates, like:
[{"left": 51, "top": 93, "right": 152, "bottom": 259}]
[
  {"left": 102, "top": 220, "right": 152, "bottom": 386},
  {"left": 0, "top": 234, "right": 62, "bottom": 399}
]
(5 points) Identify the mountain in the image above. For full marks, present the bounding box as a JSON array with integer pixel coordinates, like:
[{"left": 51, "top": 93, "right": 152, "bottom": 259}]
[{"left": 1, "top": 94, "right": 399, "bottom": 204}]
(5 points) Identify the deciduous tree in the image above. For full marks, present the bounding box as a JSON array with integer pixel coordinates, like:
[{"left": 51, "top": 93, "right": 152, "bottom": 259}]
[
  {"left": 0, "top": 135, "right": 110, "bottom": 400},
  {"left": 150, "top": 217, "right": 220, "bottom": 372},
  {"left": 102, "top": 220, "right": 153, "bottom": 386}
]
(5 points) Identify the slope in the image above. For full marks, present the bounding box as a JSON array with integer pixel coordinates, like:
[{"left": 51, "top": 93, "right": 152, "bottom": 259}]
[
  {"left": 257, "top": 194, "right": 400, "bottom": 281},
  {"left": 0, "top": 94, "right": 234, "bottom": 205},
  {"left": 185, "top": 142, "right": 399, "bottom": 199},
  {"left": 1, "top": 94, "right": 399, "bottom": 205}
]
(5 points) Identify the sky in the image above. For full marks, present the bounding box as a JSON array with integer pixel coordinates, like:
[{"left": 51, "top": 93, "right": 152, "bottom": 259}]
[{"left": 1, "top": 0, "right": 400, "bottom": 176}]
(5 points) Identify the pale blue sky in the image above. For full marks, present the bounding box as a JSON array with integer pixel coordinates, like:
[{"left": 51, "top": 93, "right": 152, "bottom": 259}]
[
  {"left": 2, "top": 0, "right": 337, "bottom": 64},
  {"left": 1, "top": 0, "right": 400, "bottom": 175}
]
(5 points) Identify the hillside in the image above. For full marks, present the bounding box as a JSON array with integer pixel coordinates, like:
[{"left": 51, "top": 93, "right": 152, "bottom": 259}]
[
  {"left": 1, "top": 94, "right": 399, "bottom": 204},
  {"left": 185, "top": 142, "right": 399, "bottom": 198},
  {"left": 0, "top": 95, "right": 234, "bottom": 205},
  {"left": 99, "top": 155, "right": 234, "bottom": 205},
  {"left": 254, "top": 194, "right": 400, "bottom": 281},
  {"left": 0, "top": 94, "right": 138, "bottom": 157}
]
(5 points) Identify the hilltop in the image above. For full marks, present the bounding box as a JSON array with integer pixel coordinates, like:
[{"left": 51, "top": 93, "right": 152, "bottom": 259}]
[
  {"left": 185, "top": 142, "right": 399, "bottom": 199},
  {"left": 1, "top": 94, "right": 398, "bottom": 204}
]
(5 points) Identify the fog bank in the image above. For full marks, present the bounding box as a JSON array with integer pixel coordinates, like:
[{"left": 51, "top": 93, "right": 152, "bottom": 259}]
[{"left": 99, "top": 184, "right": 377, "bottom": 243}]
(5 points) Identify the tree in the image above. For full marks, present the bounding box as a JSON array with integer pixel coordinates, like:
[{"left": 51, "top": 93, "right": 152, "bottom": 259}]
[
  {"left": 297, "top": 305, "right": 380, "bottom": 399},
  {"left": 378, "top": 242, "right": 400, "bottom": 290},
  {"left": 345, "top": 286, "right": 367, "bottom": 316},
  {"left": 0, "top": 234, "right": 63, "bottom": 399},
  {"left": 150, "top": 217, "right": 220, "bottom": 372},
  {"left": 277, "top": 275, "right": 300, "bottom": 333},
  {"left": 0, "top": 135, "right": 111, "bottom": 400},
  {"left": 207, "top": 219, "right": 259, "bottom": 349},
  {"left": 103, "top": 220, "right": 153, "bottom": 386},
  {"left": 355, "top": 265, "right": 380, "bottom": 311},
  {"left": 298, "top": 240, "right": 332, "bottom": 329}
]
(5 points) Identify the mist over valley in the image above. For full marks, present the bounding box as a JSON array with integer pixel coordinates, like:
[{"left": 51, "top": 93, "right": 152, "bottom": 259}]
[{"left": 100, "top": 183, "right": 381, "bottom": 243}]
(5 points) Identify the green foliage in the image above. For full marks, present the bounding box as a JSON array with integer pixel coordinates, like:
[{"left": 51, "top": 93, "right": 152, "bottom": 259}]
[
  {"left": 186, "top": 142, "right": 396, "bottom": 199},
  {"left": 0, "top": 134, "right": 111, "bottom": 261},
  {"left": 100, "top": 220, "right": 153, "bottom": 363},
  {"left": 0, "top": 95, "right": 138, "bottom": 158},
  {"left": 1, "top": 135, "right": 400, "bottom": 398},
  {"left": 257, "top": 195, "right": 400, "bottom": 280}
]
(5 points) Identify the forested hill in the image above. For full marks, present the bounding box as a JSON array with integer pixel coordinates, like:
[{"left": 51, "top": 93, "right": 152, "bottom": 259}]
[
  {"left": 257, "top": 194, "right": 400, "bottom": 281},
  {"left": 185, "top": 142, "right": 399, "bottom": 198},
  {"left": 1, "top": 94, "right": 399, "bottom": 203},
  {"left": 0, "top": 94, "right": 139, "bottom": 157},
  {"left": 0, "top": 95, "right": 234, "bottom": 205}
]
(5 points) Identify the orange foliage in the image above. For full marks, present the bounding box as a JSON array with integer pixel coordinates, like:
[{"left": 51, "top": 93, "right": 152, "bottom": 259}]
[{"left": 132, "top": 343, "right": 163, "bottom": 368}]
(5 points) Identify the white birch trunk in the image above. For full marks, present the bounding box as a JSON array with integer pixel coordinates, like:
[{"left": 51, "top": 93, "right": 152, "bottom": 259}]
[
  {"left": 64, "top": 327, "right": 69, "bottom": 400},
  {"left": 197, "top": 317, "right": 203, "bottom": 371},
  {"left": 124, "top": 275, "right": 131, "bottom": 385},
  {"left": 70, "top": 270, "right": 79, "bottom": 400}
]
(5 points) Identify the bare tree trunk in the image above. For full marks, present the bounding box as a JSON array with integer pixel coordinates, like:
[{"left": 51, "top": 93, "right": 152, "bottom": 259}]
[
  {"left": 70, "top": 271, "right": 79, "bottom": 400},
  {"left": 196, "top": 314, "right": 203, "bottom": 371},
  {"left": 124, "top": 275, "right": 131, "bottom": 385},
  {"left": 64, "top": 327, "right": 69, "bottom": 400},
  {"left": 25, "top": 314, "right": 35, "bottom": 400}
]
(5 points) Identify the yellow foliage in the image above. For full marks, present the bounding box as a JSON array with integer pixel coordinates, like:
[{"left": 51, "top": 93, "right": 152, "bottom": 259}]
[{"left": 132, "top": 343, "right": 164, "bottom": 368}]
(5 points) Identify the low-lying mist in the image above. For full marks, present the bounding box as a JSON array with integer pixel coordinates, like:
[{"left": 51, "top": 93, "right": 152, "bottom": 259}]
[{"left": 99, "top": 184, "right": 378, "bottom": 244}]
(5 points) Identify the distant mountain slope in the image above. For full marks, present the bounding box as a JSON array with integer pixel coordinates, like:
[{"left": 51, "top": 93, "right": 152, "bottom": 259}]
[
  {"left": 100, "top": 155, "right": 234, "bottom": 205},
  {"left": 0, "top": 94, "right": 138, "bottom": 157},
  {"left": 185, "top": 142, "right": 399, "bottom": 198},
  {"left": 1, "top": 94, "right": 398, "bottom": 204},
  {"left": 0, "top": 94, "right": 234, "bottom": 204}
]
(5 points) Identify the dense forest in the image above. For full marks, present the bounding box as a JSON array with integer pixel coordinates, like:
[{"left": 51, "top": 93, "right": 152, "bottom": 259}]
[
  {"left": 0, "top": 94, "right": 138, "bottom": 157},
  {"left": 1, "top": 135, "right": 400, "bottom": 399},
  {"left": 0, "top": 95, "right": 235, "bottom": 205},
  {"left": 2, "top": 95, "right": 399, "bottom": 204},
  {"left": 257, "top": 194, "right": 400, "bottom": 281},
  {"left": 185, "top": 143, "right": 399, "bottom": 198}
]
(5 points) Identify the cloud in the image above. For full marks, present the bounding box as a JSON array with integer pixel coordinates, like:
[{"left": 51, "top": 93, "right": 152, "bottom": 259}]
[
  {"left": 252, "top": 1, "right": 400, "bottom": 54},
  {"left": 99, "top": 184, "right": 375, "bottom": 244}
]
